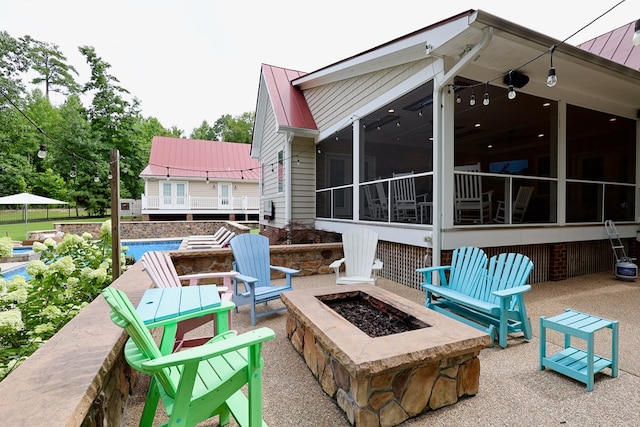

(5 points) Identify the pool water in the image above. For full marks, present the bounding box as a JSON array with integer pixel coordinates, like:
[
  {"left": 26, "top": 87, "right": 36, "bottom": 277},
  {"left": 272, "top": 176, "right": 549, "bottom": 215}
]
[
  {"left": 12, "top": 247, "right": 35, "bottom": 254},
  {"left": 1, "top": 239, "right": 182, "bottom": 281},
  {"left": 123, "top": 239, "right": 181, "bottom": 262}
]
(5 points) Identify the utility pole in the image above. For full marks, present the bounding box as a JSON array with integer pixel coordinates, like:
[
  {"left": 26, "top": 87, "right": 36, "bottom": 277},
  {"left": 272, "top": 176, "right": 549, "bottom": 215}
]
[{"left": 110, "top": 149, "right": 121, "bottom": 279}]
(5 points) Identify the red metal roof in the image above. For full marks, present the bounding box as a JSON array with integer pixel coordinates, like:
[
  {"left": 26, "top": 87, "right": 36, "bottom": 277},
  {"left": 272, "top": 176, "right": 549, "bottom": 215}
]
[
  {"left": 261, "top": 64, "right": 317, "bottom": 131},
  {"left": 577, "top": 21, "right": 640, "bottom": 71},
  {"left": 140, "top": 137, "right": 260, "bottom": 180}
]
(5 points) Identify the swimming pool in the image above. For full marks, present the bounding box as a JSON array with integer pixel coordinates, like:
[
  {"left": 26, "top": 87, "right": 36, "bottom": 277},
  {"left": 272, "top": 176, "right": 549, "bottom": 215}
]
[
  {"left": 123, "top": 239, "right": 182, "bottom": 262},
  {"left": 1, "top": 239, "right": 182, "bottom": 281}
]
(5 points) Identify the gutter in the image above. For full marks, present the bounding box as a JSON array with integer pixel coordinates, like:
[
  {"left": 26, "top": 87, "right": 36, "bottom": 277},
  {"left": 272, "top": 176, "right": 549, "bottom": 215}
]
[{"left": 431, "top": 25, "right": 493, "bottom": 272}]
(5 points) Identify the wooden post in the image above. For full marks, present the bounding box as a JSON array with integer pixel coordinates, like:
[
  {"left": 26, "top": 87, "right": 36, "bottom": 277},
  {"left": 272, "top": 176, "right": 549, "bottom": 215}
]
[{"left": 110, "top": 149, "right": 121, "bottom": 280}]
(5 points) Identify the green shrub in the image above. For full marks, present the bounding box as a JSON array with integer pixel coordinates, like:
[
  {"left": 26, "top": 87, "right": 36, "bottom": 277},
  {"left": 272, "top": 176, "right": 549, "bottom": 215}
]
[{"left": 0, "top": 220, "right": 125, "bottom": 380}]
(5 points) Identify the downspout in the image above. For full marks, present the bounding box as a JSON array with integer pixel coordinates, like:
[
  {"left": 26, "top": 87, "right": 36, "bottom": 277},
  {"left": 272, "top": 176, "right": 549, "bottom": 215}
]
[
  {"left": 431, "top": 26, "right": 493, "bottom": 271},
  {"left": 285, "top": 132, "right": 294, "bottom": 228}
]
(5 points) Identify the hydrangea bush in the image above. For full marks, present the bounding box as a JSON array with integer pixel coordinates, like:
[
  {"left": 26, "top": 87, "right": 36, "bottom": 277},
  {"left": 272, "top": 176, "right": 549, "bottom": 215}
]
[{"left": 0, "top": 221, "right": 125, "bottom": 379}]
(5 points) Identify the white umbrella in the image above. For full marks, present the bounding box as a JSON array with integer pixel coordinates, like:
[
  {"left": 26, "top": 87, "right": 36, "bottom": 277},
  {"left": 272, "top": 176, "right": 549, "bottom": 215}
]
[{"left": 0, "top": 192, "right": 68, "bottom": 239}]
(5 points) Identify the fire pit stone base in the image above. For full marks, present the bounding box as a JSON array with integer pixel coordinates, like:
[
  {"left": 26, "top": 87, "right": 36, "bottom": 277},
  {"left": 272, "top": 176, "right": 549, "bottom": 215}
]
[{"left": 283, "top": 284, "right": 490, "bottom": 427}]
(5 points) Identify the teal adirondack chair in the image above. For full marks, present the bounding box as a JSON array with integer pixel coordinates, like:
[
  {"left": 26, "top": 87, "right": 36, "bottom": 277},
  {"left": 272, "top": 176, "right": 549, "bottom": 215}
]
[
  {"left": 484, "top": 252, "right": 533, "bottom": 347},
  {"left": 418, "top": 247, "right": 533, "bottom": 348},
  {"left": 418, "top": 246, "right": 488, "bottom": 297},
  {"left": 230, "top": 234, "right": 299, "bottom": 326},
  {"left": 102, "top": 287, "right": 275, "bottom": 427}
]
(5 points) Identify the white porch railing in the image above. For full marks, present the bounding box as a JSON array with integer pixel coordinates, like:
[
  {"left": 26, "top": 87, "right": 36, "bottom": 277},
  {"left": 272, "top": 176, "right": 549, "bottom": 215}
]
[{"left": 142, "top": 195, "right": 259, "bottom": 211}]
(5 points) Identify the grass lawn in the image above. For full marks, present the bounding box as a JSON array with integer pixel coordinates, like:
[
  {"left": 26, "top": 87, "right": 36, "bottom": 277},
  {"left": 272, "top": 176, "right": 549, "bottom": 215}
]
[{"left": 0, "top": 217, "right": 110, "bottom": 241}]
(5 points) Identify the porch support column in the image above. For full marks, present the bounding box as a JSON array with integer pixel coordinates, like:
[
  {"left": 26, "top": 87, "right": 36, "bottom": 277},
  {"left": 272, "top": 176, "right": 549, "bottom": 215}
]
[{"left": 353, "top": 119, "right": 361, "bottom": 221}]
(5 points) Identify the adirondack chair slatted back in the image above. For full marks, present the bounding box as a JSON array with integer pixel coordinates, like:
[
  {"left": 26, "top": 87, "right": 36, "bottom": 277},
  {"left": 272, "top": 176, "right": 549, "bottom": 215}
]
[
  {"left": 485, "top": 253, "right": 534, "bottom": 306},
  {"left": 448, "top": 246, "right": 488, "bottom": 293},
  {"left": 230, "top": 234, "right": 271, "bottom": 289},
  {"left": 103, "top": 288, "right": 178, "bottom": 396},
  {"left": 343, "top": 229, "right": 379, "bottom": 278},
  {"left": 142, "top": 251, "right": 180, "bottom": 288}
]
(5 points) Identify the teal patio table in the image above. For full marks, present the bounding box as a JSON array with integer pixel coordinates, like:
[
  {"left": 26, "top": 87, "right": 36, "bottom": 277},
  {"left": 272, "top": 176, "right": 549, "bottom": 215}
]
[
  {"left": 136, "top": 285, "right": 234, "bottom": 354},
  {"left": 540, "top": 309, "right": 618, "bottom": 391}
]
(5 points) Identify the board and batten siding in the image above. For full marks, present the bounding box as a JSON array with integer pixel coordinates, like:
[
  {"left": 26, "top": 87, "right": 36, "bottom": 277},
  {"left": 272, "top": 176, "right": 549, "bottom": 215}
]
[
  {"left": 259, "top": 101, "right": 287, "bottom": 228},
  {"left": 290, "top": 137, "right": 316, "bottom": 225},
  {"left": 304, "top": 58, "right": 433, "bottom": 132}
]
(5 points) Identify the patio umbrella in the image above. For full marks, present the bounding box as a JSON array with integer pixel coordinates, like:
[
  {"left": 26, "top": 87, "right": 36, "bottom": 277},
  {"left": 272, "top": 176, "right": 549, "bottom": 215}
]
[{"left": 0, "top": 192, "right": 68, "bottom": 239}]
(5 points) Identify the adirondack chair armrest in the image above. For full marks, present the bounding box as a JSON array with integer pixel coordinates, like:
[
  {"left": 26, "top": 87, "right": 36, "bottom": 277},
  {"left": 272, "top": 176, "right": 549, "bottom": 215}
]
[
  {"left": 234, "top": 272, "right": 259, "bottom": 285},
  {"left": 492, "top": 284, "right": 531, "bottom": 298},
  {"left": 372, "top": 259, "right": 383, "bottom": 271},
  {"left": 270, "top": 265, "right": 300, "bottom": 276},
  {"left": 416, "top": 266, "right": 451, "bottom": 285},
  {"left": 141, "top": 327, "right": 276, "bottom": 370},
  {"left": 178, "top": 271, "right": 238, "bottom": 287},
  {"left": 329, "top": 258, "right": 346, "bottom": 269},
  {"left": 143, "top": 301, "right": 236, "bottom": 329}
]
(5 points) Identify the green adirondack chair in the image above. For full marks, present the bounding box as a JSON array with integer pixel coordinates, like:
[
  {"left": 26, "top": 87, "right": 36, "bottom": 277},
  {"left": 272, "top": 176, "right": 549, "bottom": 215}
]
[{"left": 102, "top": 287, "right": 275, "bottom": 427}]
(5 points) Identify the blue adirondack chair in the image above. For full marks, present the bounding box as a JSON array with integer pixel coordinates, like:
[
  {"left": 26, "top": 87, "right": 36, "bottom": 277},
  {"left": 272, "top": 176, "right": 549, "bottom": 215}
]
[
  {"left": 230, "top": 233, "right": 299, "bottom": 326},
  {"left": 102, "top": 287, "right": 275, "bottom": 427}
]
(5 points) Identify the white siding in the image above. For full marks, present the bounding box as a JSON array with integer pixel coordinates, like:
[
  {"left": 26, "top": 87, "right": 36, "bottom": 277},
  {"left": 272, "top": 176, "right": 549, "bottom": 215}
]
[
  {"left": 291, "top": 137, "right": 316, "bottom": 225},
  {"left": 304, "top": 58, "right": 432, "bottom": 131},
  {"left": 259, "top": 102, "right": 287, "bottom": 228}
]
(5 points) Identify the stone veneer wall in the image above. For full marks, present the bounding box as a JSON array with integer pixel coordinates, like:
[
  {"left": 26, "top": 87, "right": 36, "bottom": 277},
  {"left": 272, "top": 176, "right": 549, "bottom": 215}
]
[
  {"left": 285, "top": 314, "right": 481, "bottom": 427},
  {"left": 0, "top": 244, "right": 343, "bottom": 426},
  {"left": 169, "top": 242, "right": 343, "bottom": 278},
  {"left": 55, "top": 220, "right": 255, "bottom": 240}
]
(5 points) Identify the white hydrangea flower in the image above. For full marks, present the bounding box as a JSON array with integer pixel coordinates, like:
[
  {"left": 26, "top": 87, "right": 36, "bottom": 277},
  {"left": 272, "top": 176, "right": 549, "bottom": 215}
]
[
  {"left": 0, "top": 308, "right": 25, "bottom": 334},
  {"left": 32, "top": 241, "right": 47, "bottom": 252},
  {"left": 26, "top": 260, "right": 47, "bottom": 276}
]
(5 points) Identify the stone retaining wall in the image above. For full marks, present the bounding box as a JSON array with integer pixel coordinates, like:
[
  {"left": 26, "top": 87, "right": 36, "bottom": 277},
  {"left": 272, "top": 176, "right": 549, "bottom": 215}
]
[{"left": 55, "top": 220, "right": 256, "bottom": 240}]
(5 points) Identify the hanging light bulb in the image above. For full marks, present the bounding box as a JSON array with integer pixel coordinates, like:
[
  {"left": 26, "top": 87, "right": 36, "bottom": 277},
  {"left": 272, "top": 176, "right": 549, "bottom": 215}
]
[
  {"left": 108, "top": 171, "right": 113, "bottom": 180},
  {"left": 456, "top": 93, "right": 461, "bottom": 104},
  {"left": 93, "top": 172, "right": 100, "bottom": 183},
  {"left": 205, "top": 171, "right": 209, "bottom": 184},
  {"left": 633, "top": 19, "right": 640, "bottom": 47},
  {"left": 508, "top": 85, "right": 517, "bottom": 100},
  {"left": 482, "top": 92, "right": 490, "bottom": 106},
  {"left": 546, "top": 45, "right": 558, "bottom": 87},
  {"left": 37, "top": 144, "right": 47, "bottom": 159},
  {"left": 69, "top": 164, "right": 77, "bottom": 178},
  {"left": 166, "top": 167, "right": 170, "bottom": 180},
  {"left": 469, "top": 92, "right": 476, "bottom": 106},
  {"left": 122, "top": 164, "right": 129, "bottom": 174}
]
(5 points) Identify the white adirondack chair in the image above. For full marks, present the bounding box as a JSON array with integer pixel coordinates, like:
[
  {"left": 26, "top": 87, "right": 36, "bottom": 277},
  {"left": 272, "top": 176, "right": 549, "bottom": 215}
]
[{"left": 329, "top": 228, "right": 383, "bottom": 285}]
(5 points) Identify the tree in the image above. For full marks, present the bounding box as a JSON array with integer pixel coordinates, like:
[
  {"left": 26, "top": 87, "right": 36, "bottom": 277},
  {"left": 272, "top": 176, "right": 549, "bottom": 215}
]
[
  {"left": 0, "top": 31, "right": 30, "bottom": 97},
  {"left": 190, "top": 120, "right": 216, "bottom": 140},
  {"left": 211, "top": 112, "right": 254, "bottom": 143},
  {"left": 23, "top": 36, "right": 80, "bottom": 99}
]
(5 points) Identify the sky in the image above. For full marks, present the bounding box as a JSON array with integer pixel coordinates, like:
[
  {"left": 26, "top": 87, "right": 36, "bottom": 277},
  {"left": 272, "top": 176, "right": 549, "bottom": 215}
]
[{"left": 1, "top": 0, "right": 638, "bottom": 134}]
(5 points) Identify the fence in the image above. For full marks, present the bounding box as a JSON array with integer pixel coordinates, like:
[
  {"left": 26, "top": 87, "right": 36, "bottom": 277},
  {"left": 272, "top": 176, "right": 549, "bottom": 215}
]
[{"left": 0, "top": 208, "right": 93, "bottom": 224}]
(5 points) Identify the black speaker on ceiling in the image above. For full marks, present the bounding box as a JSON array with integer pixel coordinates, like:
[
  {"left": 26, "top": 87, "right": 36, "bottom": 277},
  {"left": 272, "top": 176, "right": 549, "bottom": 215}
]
[{"left": 503, "top": 71, "right": 529, "bottom": 88}]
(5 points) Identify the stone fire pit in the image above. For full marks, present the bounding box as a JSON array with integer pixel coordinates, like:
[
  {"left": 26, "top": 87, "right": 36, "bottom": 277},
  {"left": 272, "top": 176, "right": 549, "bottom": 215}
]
[{"left": 282, "top": 284, "right": 491, "bottom": 427}]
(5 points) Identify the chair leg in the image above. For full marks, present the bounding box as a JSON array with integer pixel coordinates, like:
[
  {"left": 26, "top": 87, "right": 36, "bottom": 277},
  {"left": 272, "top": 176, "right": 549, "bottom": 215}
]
[{"left": 139, "top": 377, "right": 161, "bottom": 427}]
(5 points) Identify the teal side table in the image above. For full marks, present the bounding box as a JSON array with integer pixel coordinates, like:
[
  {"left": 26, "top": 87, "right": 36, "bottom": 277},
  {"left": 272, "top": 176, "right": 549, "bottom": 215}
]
[{"left": 539, "top": 309, "right": 618, "bottom": 391}]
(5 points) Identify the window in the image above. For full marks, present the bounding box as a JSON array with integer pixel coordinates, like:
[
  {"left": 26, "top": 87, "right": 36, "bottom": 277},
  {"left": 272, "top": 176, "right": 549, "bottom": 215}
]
[
  {"left": 277, "top": 150, "right": 284, "bottom": 193},
  {"left": 160, "top": 182, "right": 187, "bottom": 208}
]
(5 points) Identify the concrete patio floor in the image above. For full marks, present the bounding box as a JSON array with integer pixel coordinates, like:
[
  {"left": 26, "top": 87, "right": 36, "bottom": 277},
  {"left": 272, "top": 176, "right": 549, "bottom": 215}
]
[{"left": 123, "top": 271, "right": 640, "bottom": 427}]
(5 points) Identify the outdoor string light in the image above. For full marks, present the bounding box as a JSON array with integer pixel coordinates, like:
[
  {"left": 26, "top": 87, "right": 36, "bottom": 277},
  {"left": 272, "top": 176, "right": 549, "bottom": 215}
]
[{"left": 546, "top": 45, "right": 558, "bottom": 87}]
